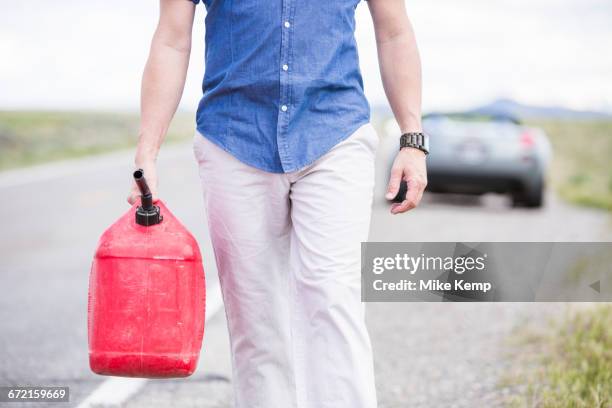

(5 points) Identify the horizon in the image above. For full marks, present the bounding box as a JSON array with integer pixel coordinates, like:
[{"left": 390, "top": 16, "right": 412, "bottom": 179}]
[{"left": 2, "top": 98, "right": 611, "bottom": 118}]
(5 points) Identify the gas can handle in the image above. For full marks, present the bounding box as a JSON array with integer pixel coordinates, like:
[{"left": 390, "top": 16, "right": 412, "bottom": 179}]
[{"left": 133, "top": 169, "right": 163, "bottom": 226}]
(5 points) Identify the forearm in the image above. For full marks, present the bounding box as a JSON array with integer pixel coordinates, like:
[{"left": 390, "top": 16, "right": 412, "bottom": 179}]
[
  {"left": 375, "top": 20, "right": 422, "bottom": 133},
  {"left": 136, "top": 33, "right": 191, "bottom": 165}
]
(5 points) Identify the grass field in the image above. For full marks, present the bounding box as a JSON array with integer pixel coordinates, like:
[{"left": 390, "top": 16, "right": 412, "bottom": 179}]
[
  {"left": 0, "top": 111, "right": 194, "bottom": 171},
  {"left": 505, "top": 305, "right": 612, "bottom": 408},
  {"left": 1, "top": 111, "right": 611, "bottom": 211},
  {"left": 530, "top": 120, "right": 612, "bottom": 212}
]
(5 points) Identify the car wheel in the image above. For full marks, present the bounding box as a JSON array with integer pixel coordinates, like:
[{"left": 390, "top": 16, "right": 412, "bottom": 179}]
[{"left": 513, "top": 178, "right": 544, "bottom": 208}]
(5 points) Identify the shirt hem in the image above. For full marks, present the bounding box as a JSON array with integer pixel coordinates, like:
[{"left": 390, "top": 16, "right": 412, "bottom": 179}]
[
  {"left": 281, "top": 116, "right": 371, "bottom": 173},
  {"left": 195, "top": 115, "right": 371, "bottom": 174},
  {"left": 195, "top": 126, "right": 285, "bottom": 173}
]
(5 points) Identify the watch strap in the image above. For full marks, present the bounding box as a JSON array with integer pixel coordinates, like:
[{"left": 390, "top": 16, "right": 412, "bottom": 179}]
[{"left": 400, "top": 132, "right": 429, "bottom": 155}]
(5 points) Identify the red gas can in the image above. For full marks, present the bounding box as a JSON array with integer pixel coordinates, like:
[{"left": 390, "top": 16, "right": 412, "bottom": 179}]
[{"left": 88, "top": 170, "right": 206, "bottom": 378}]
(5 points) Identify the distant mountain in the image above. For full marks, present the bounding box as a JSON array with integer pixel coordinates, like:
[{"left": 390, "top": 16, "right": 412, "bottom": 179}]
[
  {"left": 370, "top": 98, "right": 612, "bottom": 121},
  {"left": 469, "top": 99, "right": 612, "bottom": 120}
]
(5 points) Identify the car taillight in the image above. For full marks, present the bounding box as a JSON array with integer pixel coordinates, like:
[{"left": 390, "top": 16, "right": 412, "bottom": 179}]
[{"left": 520, "top": 131, "right": 535, "bottom": 148}]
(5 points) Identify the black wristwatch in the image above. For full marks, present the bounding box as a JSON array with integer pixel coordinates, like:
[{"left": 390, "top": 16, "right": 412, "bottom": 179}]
[{"left": 400, "top": 132, "right": 429, "bottom": 155}]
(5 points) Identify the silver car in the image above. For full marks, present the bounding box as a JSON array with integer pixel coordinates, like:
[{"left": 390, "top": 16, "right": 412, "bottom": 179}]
[{"left": 423, "top": 113, "right": 551, "bottom": 208}]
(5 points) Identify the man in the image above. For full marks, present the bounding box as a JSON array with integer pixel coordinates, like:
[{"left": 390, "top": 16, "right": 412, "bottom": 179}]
[{"left": 127, "top": 0, "right": 426, "bottom": 406}]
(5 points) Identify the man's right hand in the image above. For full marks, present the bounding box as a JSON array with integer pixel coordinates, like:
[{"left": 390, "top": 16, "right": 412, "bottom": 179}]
[
  {"left": 126, "top": 0, "right": 195, "bottom": 205},
  {"left": 127, "top": 161, "right": 159, "bottom": 205}
]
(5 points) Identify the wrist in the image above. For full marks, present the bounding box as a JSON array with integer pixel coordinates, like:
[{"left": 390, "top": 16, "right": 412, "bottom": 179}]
[
  {"left": 135, "top": 150, "right": 157, "bottom": 167},
  {"left": 400, "top": 126, "right": 423, "bottom": 134},
  {"left": 400, "top": 146, "right": 426, "bottom": 157},
  {"left": 135, "top": 128, "right": 165, "bottom": 165},
  {"left": 135, "top": 142, "right": 159, "bottom": 166},
  {"left": 398, "top": 117, "right": 423, "bottom": 134}
]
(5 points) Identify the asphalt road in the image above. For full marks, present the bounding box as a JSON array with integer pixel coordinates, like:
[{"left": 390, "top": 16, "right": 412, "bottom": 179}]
[
  {"left": 0, "top": 142, "right": 224, "bottom": 407},
  {"left": 1, "top": 136, "right": 610, "bottom": 407}
]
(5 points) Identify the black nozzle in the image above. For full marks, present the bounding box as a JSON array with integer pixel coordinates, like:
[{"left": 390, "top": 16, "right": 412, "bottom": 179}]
[
  {"left": 134, "top": 169, "right": 153, "bottom": 209},
  {"left": 133, "top": 169, "right": 162, "bottom": 226}
]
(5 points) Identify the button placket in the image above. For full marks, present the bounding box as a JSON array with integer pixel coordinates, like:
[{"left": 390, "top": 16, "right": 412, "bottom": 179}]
[{"left": 276, "top": 0, "right": 293, "bottom": 170}]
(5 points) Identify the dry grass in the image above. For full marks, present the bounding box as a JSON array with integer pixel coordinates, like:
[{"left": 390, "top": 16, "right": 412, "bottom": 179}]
[
  {"left": 504, "top": 305, "right": 612, "bottom": 408},
  {"left": 0, "top": 111, "right": 194, "bottom": 171},
  {"left": 530, "top": 120, "right": 612, "bottom": 211}
]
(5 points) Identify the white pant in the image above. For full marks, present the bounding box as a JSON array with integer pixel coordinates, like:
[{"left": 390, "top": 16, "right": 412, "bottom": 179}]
[{"left": 193, "top": 123, "right": 379, "bottom": 408}]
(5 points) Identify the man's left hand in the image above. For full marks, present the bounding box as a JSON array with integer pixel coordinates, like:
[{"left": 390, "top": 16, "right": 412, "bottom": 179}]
[{"left": 385, "top": 147, "right": 428, "bottom": 214}]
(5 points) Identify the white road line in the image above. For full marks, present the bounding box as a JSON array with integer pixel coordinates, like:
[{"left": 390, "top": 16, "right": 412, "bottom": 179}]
[
  {"left": 76, "top": 286, "right": 224, "bottom": 408},
  {"left": 76, "top": 377, "right": 148, "bottom": 408}
]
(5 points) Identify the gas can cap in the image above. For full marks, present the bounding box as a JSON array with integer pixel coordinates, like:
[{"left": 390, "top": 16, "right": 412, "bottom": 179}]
[
  {"left": 135, "top": 204, "right": 163, "bottom": 226},
  {"left": 133, "top": 169, "right": 163, "bottom": 226}
]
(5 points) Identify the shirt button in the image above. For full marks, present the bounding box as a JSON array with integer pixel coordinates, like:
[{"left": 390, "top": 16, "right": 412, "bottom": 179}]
[
  {"left": 281, "top": 105, "right": 288, "bottom": 112},
  {"left": 284, "top": 21, "right": 290, "bottom": 28},
  {"left": 282, "top": 64, "right": 288, "bottom": 71}
]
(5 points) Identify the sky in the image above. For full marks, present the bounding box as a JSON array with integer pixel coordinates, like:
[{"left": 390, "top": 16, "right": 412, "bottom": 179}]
[{"left": 1, "top": 0, "right": 611, "bottom": 113}]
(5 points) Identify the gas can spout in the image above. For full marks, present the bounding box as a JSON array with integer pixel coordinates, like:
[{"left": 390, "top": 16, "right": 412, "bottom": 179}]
[
  {"left": 133, "top": 169, "right": 162, "bottom": 226},
  {"left": 134, "top": 169, "right": 153, "bottom": 210}
]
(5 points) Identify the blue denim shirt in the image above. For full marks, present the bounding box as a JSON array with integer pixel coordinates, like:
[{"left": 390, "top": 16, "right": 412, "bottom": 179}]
[{"left": 190, "top": 0, "right": 370, "bottom": 173}]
